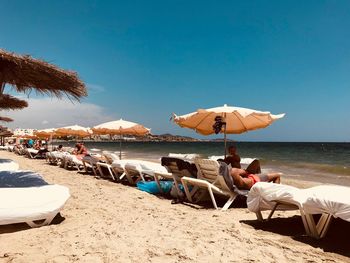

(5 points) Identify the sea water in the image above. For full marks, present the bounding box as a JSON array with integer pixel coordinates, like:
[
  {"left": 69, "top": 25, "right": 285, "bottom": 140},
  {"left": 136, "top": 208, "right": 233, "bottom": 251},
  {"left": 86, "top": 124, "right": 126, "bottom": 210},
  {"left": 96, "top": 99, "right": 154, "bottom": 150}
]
[{"left": 58, "top": 141, "right": 350, "bottom": 185}]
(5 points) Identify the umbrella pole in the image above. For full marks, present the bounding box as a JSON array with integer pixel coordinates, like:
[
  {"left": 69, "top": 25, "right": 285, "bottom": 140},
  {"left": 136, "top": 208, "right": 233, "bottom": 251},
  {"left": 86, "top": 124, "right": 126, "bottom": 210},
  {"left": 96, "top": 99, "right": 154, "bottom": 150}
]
[
  {"left": 223, "top": 113, "right": 227, "bottom": 158},
  {"left": 224, "top": 125, "right": 227, "bottom": 158},
  {"left": 119, "top": 131, "right": 122, "bottom": 160}
]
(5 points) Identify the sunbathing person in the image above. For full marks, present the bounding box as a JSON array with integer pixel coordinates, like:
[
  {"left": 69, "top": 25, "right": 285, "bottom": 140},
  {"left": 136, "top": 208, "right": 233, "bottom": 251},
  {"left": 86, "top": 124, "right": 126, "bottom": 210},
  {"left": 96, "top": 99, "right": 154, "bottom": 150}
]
[
  {"left": 53, "top": 144, "right": 63, "bottom": 151},
  {"left": 224, "top": 145, "right": 261, "bottom": 174},
  {"left": 35, "top": 144, "right": 49, "bottom": 158},
  {"left": 230, "top": 167, "right": 281, "bottom": 190},
  {"left": 72, "top": 143, "right": 88, "bottom": 160}
]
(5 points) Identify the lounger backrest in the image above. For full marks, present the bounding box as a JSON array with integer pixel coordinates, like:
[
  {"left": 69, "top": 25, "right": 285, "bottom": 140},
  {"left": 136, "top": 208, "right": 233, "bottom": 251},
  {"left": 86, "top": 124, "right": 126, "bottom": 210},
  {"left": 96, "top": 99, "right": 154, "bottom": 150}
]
[
  {"left": 195, "top": 159, "right": 220, "bottom": 184},
  {"left": 161, "top": 157, "right": 193, "bottom": 178},
  {"left": 103, "top": 152, "right": 119, "bottom": 164},
  {"left": 195, "top": 158, "right": 236, "bottom": 193}
]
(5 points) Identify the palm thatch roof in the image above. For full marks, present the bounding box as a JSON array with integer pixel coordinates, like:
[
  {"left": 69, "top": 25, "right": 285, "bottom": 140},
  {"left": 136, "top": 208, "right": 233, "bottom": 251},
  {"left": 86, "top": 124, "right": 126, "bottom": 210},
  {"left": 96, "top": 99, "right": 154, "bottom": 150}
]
[
  {"left": 0, "top": 116, "right": 13, "bottom": 122},
  {"left": 0, "top": 49, "right": 87, "bottom": 100},
  {"left": 0, "top": 94, "right": 28, "bottom": 110},
  {"left": 0, "top": 125, "right": 12, "bottom": 137}
]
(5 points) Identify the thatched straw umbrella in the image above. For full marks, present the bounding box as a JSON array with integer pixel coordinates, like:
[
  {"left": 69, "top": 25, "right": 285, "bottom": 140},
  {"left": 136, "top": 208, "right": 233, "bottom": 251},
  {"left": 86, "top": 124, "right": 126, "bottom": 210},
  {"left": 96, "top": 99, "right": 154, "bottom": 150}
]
[
  {"left": 0, "top": 116, "right": 13, "bottom": 122},
  {"left": 0, "top": 49, "right": 87, "bottom": 100},
  {"left": 0, "top": 126, "right": 13, "bottom": 145},
  {"left": 0, "top": 94, "right": 28, "bottom": 110}
]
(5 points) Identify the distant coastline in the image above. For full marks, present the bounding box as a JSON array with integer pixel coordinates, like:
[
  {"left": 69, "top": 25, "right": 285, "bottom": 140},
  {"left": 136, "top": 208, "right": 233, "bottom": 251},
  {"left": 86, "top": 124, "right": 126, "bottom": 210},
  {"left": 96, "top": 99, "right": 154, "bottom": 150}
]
[{"left": 53, "top": 133, "right": 237, "bottom": 143}]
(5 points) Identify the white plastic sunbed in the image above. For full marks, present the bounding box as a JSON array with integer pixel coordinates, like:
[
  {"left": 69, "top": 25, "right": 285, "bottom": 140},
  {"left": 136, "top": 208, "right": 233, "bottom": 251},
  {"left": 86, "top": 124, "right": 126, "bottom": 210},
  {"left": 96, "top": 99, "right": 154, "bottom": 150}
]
[
  {"left": 0, "top": 170, "right": 70, "bottom": 228},
  {"left": 247, "top": 182, "right": 350, "bottom": 238},
  {"left": 95, "top": 152, "right": 120, "bottom": 180},
  {"left": 111, "top": 159, "right": 140, "bottom": 182},
  {"left": 0, "top": 159, "right": 19, "bottom": 171},
  {"left": 181, "top": 159, "right": 249, "bottom": 211},
  {"left": 0, "top": 185, "right": 70, "bottom": 227},
  {"left": 124, "top": 161, "right": 168, "bottom": 186}
]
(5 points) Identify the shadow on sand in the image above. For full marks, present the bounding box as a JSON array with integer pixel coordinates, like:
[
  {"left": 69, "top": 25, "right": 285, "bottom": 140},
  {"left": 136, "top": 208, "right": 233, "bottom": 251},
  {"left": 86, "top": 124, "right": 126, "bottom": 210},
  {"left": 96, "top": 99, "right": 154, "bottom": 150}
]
[
  {"left": 241, "top": 216, "right": 350, "bottom": 257},
  {"left": 0, "top": 213, "right": 66, "bottom": 234}
]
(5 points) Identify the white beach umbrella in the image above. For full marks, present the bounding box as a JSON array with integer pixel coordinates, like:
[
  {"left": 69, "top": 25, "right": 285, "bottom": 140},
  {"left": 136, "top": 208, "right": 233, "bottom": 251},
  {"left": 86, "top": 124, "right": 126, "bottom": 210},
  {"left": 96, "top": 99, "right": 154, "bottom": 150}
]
[
  {"left": 34, "top": 128, "right": 57, "bottom": 138},
  {"left": 92, "top": 119, "right": 150, "bottom": 158},
  {"left": 173, "top": 104, "right": 285, "bottom": 156},
  {"left": 55, "top": 125, "right": 92, "bottom": 138},
  {"left": 92, "top": 119, "right": 150, "bottom": 136}
]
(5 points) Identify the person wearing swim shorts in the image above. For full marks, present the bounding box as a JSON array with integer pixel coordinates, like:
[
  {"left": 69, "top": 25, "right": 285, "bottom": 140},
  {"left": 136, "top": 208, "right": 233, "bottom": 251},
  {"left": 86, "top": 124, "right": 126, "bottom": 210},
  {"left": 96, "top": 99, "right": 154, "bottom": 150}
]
[{"left": 230, "top": 167, "right": 281, "bottom": 190}]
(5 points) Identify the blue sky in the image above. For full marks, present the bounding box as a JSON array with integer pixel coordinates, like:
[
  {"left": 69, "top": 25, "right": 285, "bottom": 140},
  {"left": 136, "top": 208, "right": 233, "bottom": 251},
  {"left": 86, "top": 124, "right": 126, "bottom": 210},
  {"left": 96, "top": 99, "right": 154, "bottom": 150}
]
[{"left": 1, "top": 0, "right": 350, "bottom": 142}]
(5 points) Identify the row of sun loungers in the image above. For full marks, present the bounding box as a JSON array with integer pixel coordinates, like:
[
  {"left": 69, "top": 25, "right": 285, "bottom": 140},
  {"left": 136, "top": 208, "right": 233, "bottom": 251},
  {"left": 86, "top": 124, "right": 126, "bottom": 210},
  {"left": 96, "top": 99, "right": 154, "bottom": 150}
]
[{"left": 1, "top": 145, "right": 350, "bottom": 239}]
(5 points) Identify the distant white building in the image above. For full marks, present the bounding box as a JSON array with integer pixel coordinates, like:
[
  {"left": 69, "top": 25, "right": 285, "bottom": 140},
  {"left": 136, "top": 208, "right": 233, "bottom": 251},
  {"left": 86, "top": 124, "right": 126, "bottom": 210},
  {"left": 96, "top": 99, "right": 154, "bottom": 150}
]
[{"left": 13, "top": 128, "right": 35, "bottom": 137}]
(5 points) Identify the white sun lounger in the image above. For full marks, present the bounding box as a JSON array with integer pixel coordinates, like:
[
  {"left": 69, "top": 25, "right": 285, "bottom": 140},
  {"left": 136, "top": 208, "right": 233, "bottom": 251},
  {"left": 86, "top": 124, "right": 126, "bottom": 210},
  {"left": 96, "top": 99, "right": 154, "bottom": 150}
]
[
  {"left": 0, "top": 159, "right": 19, "bottom": 171},
  {"left": 124, "top": 161, "right": 168, "bottom": 187},
  {"left": 111, "top": 159, "right": 141, "bottom": 182},
  {"left": 181, "top": 159, "right": 249, "bottom": 210},
  {"left": 0, "top": 185, "right": 70, "bottom": 227},
  {"left": 95, "top": 152, "right": 120, "bottom": 180},
  {"left": 0, "top": 170, "right": 70, "bottom": 228},
  {"left": 154, "top": 157, "right": 198, "bottom": 198},
  {"left": 82, "top": 154, "right": 102, "bottom": 176},
  {"left": 25, "top": 148, "right": 39, "bottom": 159},
  {"left": 247, "top": 182, "right": 350, "bottom": 238},
  {"left": 63, "top": 154, "right": 91, "bottom": 172}
]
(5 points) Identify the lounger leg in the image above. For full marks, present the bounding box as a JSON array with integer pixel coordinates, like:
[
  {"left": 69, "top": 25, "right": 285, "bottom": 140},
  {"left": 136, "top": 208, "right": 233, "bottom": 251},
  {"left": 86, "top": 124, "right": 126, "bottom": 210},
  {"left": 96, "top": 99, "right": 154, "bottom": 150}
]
[
  {"left": 304, "top": 214, "right": 321, "bottom": 238},
  {"left": 267, "top": 203, "right": 279, "bottom": 221},
  {"left": 92, "top": 165, "right": 98, "bottom": 176},
  {"left": 107, "top": 167, "right": 116, "bottom": 181},
  {"left": 125, "top": 173, "right": 135, "bottom": 185},
  {"left": 26, "top": 213, "right": 57, "bottom": 228},
  {"left": 207, "top": 187, "right": 218, "bottom": 210},
  {"left": 119, "top": 172, "right": 126, "bottom": 180},
  {"left": 256, "top": 211, "right": 264, "bottom": 221},
  {"left": 153, "top": 174, "right": 163, "bottom": 194},
  {"left": 299, "top": 210, "right": 312, "bottom": 237},
  {"left": 222, "top": 194, "right": 237, "bottom": 211},
  {"left": 82, "top": 161, "right": 88, "bottom": 173},
  {"left": 317, "top": 214, "right": 333, "bottom": 239},
  {"left": 181, "top": 180, "right": 193, "bottom": 202}
]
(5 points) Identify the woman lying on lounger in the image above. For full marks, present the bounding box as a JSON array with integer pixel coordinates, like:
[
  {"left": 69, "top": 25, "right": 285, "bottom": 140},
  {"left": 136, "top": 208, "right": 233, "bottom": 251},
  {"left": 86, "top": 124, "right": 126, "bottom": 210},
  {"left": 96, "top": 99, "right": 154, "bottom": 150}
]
[{"left": 230, "top": 168, "right": 281, "bottom": 190}]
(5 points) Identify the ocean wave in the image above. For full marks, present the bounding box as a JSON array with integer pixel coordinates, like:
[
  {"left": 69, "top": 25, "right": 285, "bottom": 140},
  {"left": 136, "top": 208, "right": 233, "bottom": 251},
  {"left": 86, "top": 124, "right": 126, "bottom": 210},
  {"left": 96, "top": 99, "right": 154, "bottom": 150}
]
[{"left": 168, "top": 153, "right": 201, "bottom": 161}]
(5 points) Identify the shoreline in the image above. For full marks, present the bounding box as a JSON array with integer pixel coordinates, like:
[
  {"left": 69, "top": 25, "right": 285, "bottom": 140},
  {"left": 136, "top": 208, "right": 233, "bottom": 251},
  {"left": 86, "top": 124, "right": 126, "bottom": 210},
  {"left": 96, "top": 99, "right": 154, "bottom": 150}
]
[{"left": 1, "top": 151, "right": 350, "bottom": 262}]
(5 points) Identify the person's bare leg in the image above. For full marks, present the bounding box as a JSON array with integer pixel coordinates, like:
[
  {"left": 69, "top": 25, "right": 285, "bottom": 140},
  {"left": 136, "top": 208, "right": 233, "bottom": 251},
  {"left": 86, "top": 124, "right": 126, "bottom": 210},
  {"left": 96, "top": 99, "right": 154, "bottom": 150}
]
[
  {"left": 245, "top": 159, "right": 261, "bottom": 174},
  {"left": 266, "top": 172, "right": 282, "bottom": 184}
]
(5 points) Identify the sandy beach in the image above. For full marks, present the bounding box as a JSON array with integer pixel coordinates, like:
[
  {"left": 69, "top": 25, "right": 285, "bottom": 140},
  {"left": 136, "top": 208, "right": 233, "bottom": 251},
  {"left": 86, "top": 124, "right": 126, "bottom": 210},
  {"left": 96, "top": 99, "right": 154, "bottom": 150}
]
[{"left": 0, "top": 150, "right": 349, "bottom": 263}]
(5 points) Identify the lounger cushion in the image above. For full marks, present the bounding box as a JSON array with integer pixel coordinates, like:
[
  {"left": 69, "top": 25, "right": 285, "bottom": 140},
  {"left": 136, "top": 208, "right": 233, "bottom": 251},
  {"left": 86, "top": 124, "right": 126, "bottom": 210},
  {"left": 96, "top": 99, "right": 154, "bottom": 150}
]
[
  {"left": 247, "top": 182, "right": 305, "bottom": 212},
  {"left": 303, "top": 185, "right": 350, "bottom": 222},
  {"left": 0, "top": 170, "right": 48, "bottom": 187},
  {"left": 0, "top": 185, "right": 70, "bottom": 225},
  {"left": 0, "top": 159, "right": 19, "bottom": 171}
]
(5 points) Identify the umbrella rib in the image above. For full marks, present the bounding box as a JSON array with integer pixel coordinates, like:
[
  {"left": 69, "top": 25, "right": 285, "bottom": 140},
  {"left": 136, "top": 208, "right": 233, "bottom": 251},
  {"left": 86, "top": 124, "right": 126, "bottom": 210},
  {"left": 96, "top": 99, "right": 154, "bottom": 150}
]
[
  {"left": 250, "top": 114, "right": 269, "bottom": 128},
  {"left": 195, "top": 112, "right": 213, "bottom": 132},
  {"left": 233, "top": 111, "right": 248, "bottom": 132}
]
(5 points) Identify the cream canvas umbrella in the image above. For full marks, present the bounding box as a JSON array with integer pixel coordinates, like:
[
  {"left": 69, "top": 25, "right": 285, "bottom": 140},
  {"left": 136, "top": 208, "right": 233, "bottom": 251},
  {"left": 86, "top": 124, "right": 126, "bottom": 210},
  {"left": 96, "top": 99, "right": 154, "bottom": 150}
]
[
  {"left": 92, "top": 119, "right": 150, "bottom": 159},
  {"left": 34, "top": 128, "right": 59, "bottom": 150},
  {"left": 55, "top": 125, "right": 91, "bottom": 138},
  {"left": 173, "top": 104, "right": 285, "bottom": 157},
  {"left": 34, "top": 128, "right": 57, "bottom": 138}
]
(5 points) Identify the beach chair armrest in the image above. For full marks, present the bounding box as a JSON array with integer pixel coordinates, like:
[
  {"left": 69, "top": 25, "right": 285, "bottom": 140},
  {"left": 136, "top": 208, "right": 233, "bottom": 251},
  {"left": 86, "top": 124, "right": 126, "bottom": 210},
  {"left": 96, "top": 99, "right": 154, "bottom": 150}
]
[{"left": 154, "top": 171, "right": 173, "bottom": 180}]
